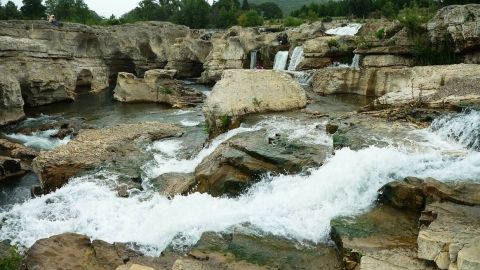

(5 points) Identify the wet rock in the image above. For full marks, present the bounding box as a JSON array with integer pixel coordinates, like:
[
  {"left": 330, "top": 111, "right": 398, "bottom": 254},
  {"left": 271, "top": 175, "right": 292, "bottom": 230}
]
[
  {"left": 325, "top": 123, "right": 339, "bottom": 134},
  {"left": 194, "top": 130, "right": 329, "bottom": 197},
  {"left": 113, "top": 70, "right": 204, "bottom": 108},
  {"left": 203, "top": 70, "right": 307, "bottom": 137},
  {"left": 150, "top": 173, "right": 196, "bottom": 197},
  {"left": 185, "top": 231, "right": 343, "bottom": 270},
  {"left": 380, "top": 177, "right": 480, "bottom": 211},
  {"left": 0, "top": 156, "right": 25, "bottom": 181},
  {"left": 32, "top": 122, "right": 183, "bottom": 192},
  {"left": 0, "top": 139, "right": 37, "bottom": 162},
  {"left": 25, "top": 233, "right": 102, "bottom": 270},
  {"left": 330, "top": 204, "right": 430, "bottom": 270},
  {"left": 0, "top": 69, "right": 24, "bottom": 126},
  {"left": 417, "top": 202, "right": 480, "bottom": 270},
  {"left": 25, "top": 233, "right": 169, "bottom": 270}
]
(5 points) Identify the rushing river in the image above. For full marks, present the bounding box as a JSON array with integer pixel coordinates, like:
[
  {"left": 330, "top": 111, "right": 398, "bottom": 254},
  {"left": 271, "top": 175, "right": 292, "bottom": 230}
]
[{"left": 0, "top": 89, "right": 479, "bottom": 256}]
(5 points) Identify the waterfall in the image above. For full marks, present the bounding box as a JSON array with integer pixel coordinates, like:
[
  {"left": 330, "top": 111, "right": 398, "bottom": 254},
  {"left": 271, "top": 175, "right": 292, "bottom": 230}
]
[
  {"left": 288, "top": 46, "right": 304, "bottom": 71},
  {"left": 250, "top": 50, "right": 258, "bottom": 69},
  {"left": 273, "top": 51, "right": 289, "bottom": 70},
  {"left": 351, "top": 54, "right": 362, "bottom": 70}
]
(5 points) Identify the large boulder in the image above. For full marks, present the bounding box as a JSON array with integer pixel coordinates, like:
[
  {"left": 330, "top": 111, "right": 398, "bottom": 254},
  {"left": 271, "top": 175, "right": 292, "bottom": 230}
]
[
  {"left": 427, "top": 4, "right": 480, "bottom": 55},
  {"left": 0, "top": 69, "right": 24, "bottom": 125},
  {"left": 32, "top": 122, "right": 183, "bottom": 192},
  {"left": 300, "top": 36, "right": 356, "bottom": 69},
  {"left": 113, "top": 69, "right": 204, "bottom": 108},
  {"left": 203, "top": 70, "right": 307, "bottom": 136},
  {"left": 25, "top": 233, "right": 167, "bottom": 270},
  {"left": 0, "top": 156, "right": 25, "bottom": 181},
  {"left": 194, "top": 130, "right": 329, "bottom": 197}
]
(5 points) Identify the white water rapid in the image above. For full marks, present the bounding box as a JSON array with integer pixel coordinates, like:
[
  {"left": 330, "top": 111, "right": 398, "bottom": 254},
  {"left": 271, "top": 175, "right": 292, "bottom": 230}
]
[
  {"left": 1, "top": 112, "right": 479, "bottom": 256},
  {"left": 351, "top": 54, "right": 362, "bottom": 70},
  {"left": 325, "top": 23, "right": 363, "bottom": 36},
  {"left": 288, "top": 46, "right": 304, "bottom": 71},
  {"left": 4, "top": 129, "right": 71, "bottom": 150},
  {"left": 273, "top": 51, "right": 289, "bottom": 70}
]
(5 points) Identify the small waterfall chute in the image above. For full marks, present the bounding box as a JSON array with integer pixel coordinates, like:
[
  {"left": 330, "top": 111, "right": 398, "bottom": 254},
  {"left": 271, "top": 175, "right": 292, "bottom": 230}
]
[
  {"left": 288, "top": 46, "right": 304, "bottom": 71},
  {"left": 250, "top": 50, "right": 258, "bottom": 69},
  {"left": 351, "top": 54, "right": 362, "bottom": 70},
  {"left": 273, "top": 51, "right": 289, "bottom": 70}
]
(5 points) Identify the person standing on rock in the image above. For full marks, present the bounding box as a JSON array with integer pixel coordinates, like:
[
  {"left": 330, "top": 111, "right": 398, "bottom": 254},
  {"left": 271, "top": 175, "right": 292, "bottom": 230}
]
[{"left": 48, "top": 15, "right": 59, "bottom": 27}]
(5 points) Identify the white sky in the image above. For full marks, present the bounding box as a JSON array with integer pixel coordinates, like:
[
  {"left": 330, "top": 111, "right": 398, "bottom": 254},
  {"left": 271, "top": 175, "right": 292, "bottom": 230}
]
[
  {"left": 10, "top": 0, "right": 217, "bottom": 17},
  {"left": 10, "top": 0, "right": 142, "bottom": 17}
]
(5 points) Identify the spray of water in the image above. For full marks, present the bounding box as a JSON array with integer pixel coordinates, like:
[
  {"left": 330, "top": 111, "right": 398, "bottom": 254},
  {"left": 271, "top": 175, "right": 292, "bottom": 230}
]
[{"left": 0, "top": 112, "right": 479, "bottom": 255}]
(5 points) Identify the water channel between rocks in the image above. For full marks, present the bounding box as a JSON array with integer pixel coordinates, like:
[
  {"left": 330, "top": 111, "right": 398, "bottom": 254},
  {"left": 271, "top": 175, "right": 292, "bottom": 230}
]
[{"left": 0, "top": 86, "right": 479, "bottom": 257}]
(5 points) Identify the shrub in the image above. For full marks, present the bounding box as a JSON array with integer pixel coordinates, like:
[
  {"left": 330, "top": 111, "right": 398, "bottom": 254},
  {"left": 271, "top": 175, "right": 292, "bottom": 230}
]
[
  {"left": 0, "top": 246, "right": 23, "bottom": 270},
  {"left": 322, "top": 16, "right": 332, "bottom": 23},
  {"left": 237, "top": 10, "right": 264, "bottom": 27},
  {"left": 327, "top": 39, "right": 339, "bottom": 48},
  {"left": 375, "top": 28, "right": 385, "bottom": 40},
  {"left": 397, "top": 5, "right": 433, "bottom": 34},
  {"left": 283, "top": 16, "right": 303, "bottom": 27}
]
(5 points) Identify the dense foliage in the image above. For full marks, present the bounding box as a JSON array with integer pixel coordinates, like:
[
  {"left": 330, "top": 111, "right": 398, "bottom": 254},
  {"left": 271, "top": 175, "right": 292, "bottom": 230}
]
[{"left": 290, "top": 0, "right": 479, "bottom": 19}]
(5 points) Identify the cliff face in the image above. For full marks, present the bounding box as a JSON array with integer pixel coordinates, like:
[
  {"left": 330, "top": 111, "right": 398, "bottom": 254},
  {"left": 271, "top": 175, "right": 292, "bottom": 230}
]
[{"left": 0, "top": 21, "right": 212, "bottom": 108}]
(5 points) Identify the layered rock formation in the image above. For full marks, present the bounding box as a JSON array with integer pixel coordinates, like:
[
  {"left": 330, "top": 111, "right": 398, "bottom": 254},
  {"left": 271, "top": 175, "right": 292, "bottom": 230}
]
[
  {"left": 312, "top": 64, "right": 480, "bottom": 106},
  {"left": 113, "top": 69, "right": 204, "bottom": 108},
  {"left": 0, "top": 69, "right": 24, "bottom": 125},
  {"left": 203, "top": 70, "right": 307, "bottom": 136},
  {"left": 32, "top": 122, "right": 183, "bottom": 191}
]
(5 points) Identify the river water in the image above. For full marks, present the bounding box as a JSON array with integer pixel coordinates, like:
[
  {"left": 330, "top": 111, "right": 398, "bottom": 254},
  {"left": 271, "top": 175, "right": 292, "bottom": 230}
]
[{"left": 0, "top": 87, "right": 479, "bottom": 256}]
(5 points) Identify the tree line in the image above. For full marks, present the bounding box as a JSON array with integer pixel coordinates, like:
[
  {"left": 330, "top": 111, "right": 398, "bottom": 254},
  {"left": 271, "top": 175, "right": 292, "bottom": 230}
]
[
  {"left": 290, "top": 0, "right": 479, "bottom": 20},
  {"left": 0, "top": 0, "right": 283, "bottom": 28}
]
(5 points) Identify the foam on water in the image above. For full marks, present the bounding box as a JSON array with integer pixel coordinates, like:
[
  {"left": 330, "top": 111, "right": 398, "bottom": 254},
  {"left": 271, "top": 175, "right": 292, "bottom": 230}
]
[
  {"left": 431, "top": 109, "right": 480, "bottom": 150},
  {"left": 180, "top": 119, "right": 201, "bottom": 127},
  {"left": 1, "top": 112, "right": 479, "bottom": 256},
  {"left": 273, "top": 51, "right": 289, "bottom": 70},
  {"left": 326, "top": 23, "right": 363, "bottom": 36},
  {"left": 4, "top": 129, "right": 71, "bottom": 150}
]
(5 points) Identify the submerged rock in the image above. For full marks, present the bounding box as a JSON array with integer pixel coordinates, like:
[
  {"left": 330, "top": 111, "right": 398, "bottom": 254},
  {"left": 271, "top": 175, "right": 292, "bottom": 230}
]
[
  {"left": 181, "top": 231, "right": 343, "bottom": 270},
  {"left": 203, "top": 70, "right": 307, "bottom": 137},
  {"left": 194, "top": 129, "right": 329, "bottom": 197},
  {"left": 330, "top": 204, "right": 428, "bottom": 270},
  {"left": 32, "top": 122, "right": 183, "bottom": 192},
  {"left": 113, "top": 69, "right": 204, "bottom": 108}
]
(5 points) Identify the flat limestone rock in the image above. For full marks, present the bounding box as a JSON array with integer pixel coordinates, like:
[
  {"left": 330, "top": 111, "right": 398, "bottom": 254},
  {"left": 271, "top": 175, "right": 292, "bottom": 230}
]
[
  {"left": 417, "top": 202, "right": 480, "bottom": 270},
  {"left": 32, "top": 122, "right": 183, "bottom": 192}
]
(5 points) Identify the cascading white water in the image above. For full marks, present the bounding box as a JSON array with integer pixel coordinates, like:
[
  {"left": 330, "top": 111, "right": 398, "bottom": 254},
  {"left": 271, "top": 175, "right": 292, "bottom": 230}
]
[
  {"left": 326, "top": 23, "right": 363, "bottom": 36},
  {"left": 351, "top": 54, "right": 361, "bottom": 70},
  {"left": 4, "top": 129, "right": 71, "bottom": 150},
  {"left": 288, "top": 46, "right": 304, "bottom": 71},
  {"left": 1, "top": 112, "right": 479, "bottom": 256},
  {"left": 250, "top": 50, "right": 258, "bottom": 69},
  {"left": 431, "top": 109, "right": 480, "bottom": 150},
  {"left": 273, "top": 51, "right": 289, "bottom": 70}
]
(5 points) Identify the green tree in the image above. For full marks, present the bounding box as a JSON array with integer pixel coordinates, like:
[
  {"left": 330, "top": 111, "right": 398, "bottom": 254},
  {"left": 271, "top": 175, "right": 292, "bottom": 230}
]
[
  {"left": 237, "top": 9, "right": 263, "bottom": 27},
  {"left": 5, "top": 1, "right": 21, "bottom": 19},
  {"left": 175, "top": 0, "right": 210, "bottom": 28},
  {"left": 0, "top": 1, "right": 5, "bottom": 20},
  {"left": 241, "top": 0, "right": 249, "bottom": 10},
  {"left": 21, "top": 0, "right": 46, "bottom": 19},
  {"left": 381, "top": 1, "right": 395, "bottom": 19},
  {"left": 255, "top": 2, "right": 282, "bottom": 19}
]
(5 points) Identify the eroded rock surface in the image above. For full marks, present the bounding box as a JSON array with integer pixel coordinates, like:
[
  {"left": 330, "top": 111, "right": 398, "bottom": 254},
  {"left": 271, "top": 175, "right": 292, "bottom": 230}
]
[
  {"left": 32, "top": 122, "right": 183, "bottom": 191},
  {"left": 0, "top": 69, "right": 24, "bottom": 125},
  {"left": 113, "top": 69, "right": 204, "bottom": 108}
]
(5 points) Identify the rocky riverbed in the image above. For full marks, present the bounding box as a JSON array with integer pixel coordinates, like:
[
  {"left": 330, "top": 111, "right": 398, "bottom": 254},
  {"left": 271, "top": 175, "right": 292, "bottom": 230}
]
[{"left": 0, "top": 4, "right": 479, "bottom": 270}]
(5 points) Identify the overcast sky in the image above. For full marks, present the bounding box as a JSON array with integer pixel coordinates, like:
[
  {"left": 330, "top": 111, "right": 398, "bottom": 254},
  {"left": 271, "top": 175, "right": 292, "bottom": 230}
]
[{"left": 10, "top": 0, "right": 142, "bottom": 17}]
